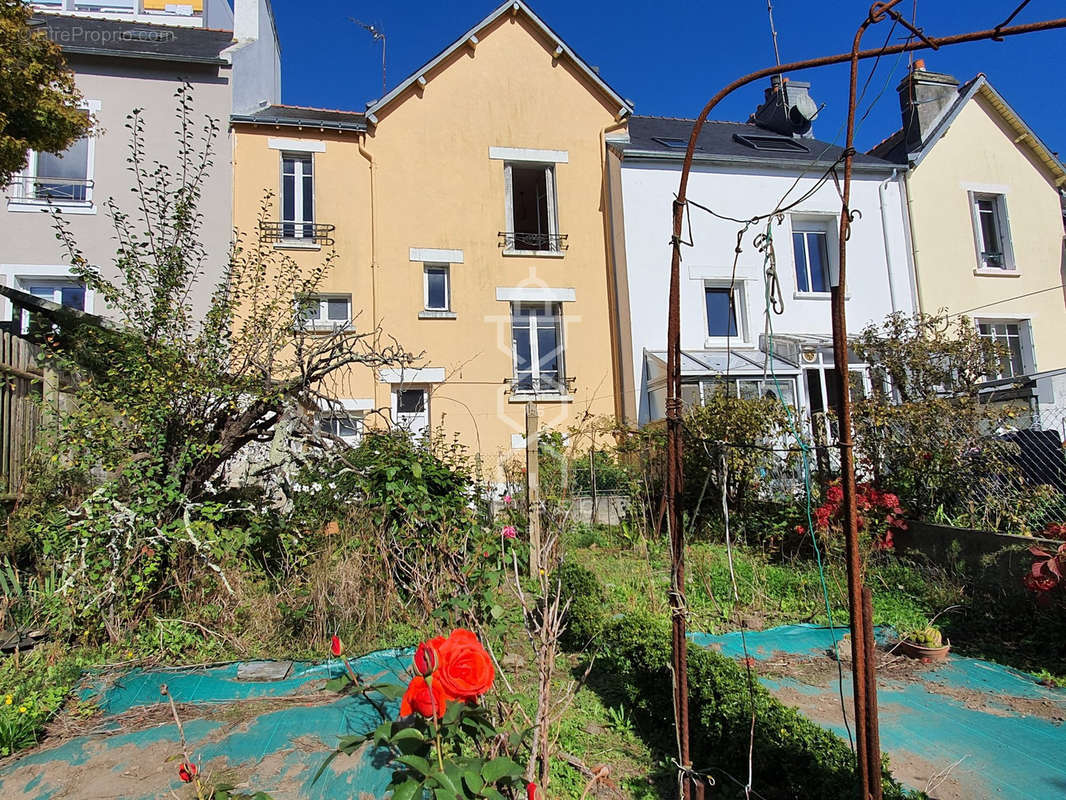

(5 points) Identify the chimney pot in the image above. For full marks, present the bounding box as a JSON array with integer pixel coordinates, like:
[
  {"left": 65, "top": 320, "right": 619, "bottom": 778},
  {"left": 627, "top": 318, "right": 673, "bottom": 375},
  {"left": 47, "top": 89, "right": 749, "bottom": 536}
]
[{"left": 914, "top": 58, "right": 926, "bottom": 70}]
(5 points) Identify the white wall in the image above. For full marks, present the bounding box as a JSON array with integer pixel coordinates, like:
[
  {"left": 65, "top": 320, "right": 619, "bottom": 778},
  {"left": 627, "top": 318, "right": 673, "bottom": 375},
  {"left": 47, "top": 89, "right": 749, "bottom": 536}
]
[
  {"left": 228, "top": 0, "right": 281, "bottom": 114},
  {"left": 618, "top": 160, "right": 915, "bottom": 424}
]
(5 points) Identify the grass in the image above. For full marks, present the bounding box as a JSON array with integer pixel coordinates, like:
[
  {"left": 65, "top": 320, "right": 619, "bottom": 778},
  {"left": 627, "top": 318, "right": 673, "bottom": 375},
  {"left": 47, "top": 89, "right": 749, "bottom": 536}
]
[{"left": 569, "top": 533, "right": 958, "bottom": 637}]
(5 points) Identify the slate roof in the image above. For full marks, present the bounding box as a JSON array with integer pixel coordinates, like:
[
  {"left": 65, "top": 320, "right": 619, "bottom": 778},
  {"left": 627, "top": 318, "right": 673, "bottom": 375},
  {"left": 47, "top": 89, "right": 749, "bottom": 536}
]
[
  {"left": 616, "top": 115, "right": 896, "bottom": 172},
  {"left": 35, "top": 13, "right": 233, "bottom": 65},
  {"left": 230, "top": 104, "right": 367, "bottom": 132}
]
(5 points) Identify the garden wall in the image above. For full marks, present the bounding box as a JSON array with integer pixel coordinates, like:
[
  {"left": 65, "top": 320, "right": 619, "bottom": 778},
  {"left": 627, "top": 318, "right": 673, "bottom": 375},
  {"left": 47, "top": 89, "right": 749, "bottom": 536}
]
[{"left": 895, "top": 520, "right": 1057, "bottom": 585}]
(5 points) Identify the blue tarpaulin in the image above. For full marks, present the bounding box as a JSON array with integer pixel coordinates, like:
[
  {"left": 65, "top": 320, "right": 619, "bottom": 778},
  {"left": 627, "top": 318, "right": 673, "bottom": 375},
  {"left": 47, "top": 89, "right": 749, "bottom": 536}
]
[{"left": 692, "top": 624, "right": 1066, "bottom": 799}]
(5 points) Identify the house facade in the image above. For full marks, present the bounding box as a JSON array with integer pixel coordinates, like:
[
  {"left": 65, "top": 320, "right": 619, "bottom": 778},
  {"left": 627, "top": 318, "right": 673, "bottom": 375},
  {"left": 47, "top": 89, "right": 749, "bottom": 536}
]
[
  {"left": 607, "top": 83, "right": 915, "bottom": 432},
  {"left": 872, "top": 63, "right": 1066, "bottom": 420},
  {"left": 0, "top": 0, "right": 280, "bottom": 321},
  {"left": 231, "top": 0, "right": 630, "bottom": 469}
]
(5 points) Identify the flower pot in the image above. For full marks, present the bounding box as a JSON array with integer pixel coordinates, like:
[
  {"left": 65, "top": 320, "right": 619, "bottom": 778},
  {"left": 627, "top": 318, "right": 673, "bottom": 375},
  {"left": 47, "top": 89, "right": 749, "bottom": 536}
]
[{"left": 898, "top": 639, "right": 950, "bottom": 661}]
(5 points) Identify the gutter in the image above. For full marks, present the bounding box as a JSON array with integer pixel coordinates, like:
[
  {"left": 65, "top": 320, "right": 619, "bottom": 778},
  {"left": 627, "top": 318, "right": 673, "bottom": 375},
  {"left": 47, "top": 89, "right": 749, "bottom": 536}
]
[
  {"left": 229, "top": 115, "right": 366, "bottom": 133},
  {"left": 63, "top": 46, "right": 228, "bottom": 65}
]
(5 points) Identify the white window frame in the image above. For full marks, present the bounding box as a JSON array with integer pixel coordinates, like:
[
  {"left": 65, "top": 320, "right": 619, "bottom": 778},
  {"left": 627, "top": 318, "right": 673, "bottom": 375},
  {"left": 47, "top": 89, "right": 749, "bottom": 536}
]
[
  {"left": 318, "top": 410, "right": 364, "bottom": 445},
  {"left": 7, "top": 102, "right": 99, "bottom": 215},
  {"left": 281, "top": 152, "right": 314, "bottom": 240},
  {"left": 968, "top": 191, "right": 1016, "bottom": 273},
  {"left": 391, "top": 385, "right": 430, "bottom": 439},
  {"left": 296, "top": 293, "right": 351, "bottom": 332},
  {"left": 423, "top": 264, "right": 451, "bottom": 311},
  {"left": 510, "top": 302, "right": 567, "bottom": 397},
  {"left": 703, "top": 280, "right": 748, "bottom": 346},
  {"left": 976, "top": 317, "right": 1033, "bottom": 379},
  {"left": 502, "top": 162, "right": 561, "bottom": 256},
  {"left": 1, "top": 264, "right": 96, "bottom": 321},
  {"left": 789, "top": 215, "right": 839, "bottom": 296}
]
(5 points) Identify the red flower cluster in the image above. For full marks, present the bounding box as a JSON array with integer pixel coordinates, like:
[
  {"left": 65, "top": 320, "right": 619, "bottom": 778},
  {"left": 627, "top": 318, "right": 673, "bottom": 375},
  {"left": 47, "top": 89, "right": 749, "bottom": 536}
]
[
  {"left": 400, "top": 629, "right": 495, "bottom": 719},
  {"left": 1041, "top": 523, "right": 1066, "bottom": 541},
  {"left": 1025, "top": 542, "right": 1065, "bottom": 598},
  {"left": 811, "top": 482, "right": 907, "bottom": 550}
]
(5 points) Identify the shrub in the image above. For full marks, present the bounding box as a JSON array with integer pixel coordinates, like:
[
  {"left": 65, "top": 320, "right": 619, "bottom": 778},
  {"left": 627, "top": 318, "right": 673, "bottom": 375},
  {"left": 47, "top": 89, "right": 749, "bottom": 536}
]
[
  {"left": 553, "top": 562, "right": 605, "bottom": 650},
  {"left": 556, "top": 564, "right": 913, "bottom": 799}
]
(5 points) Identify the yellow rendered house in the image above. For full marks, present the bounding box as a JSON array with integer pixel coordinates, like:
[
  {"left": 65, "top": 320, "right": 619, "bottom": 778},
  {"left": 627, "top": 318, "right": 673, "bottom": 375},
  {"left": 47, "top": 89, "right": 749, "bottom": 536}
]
[
  {"left": 872, "top": 63, "right": 1066, "bottom": 418},
  {"left": 231, "top": 1, "right": 631, "bottom": 474}
]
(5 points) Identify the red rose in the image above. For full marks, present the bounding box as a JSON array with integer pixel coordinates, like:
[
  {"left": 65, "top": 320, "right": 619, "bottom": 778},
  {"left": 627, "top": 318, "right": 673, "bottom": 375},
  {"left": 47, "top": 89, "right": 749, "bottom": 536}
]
[
  {"left": 794, "top": 524, "right": 806, "bottom": 535},
  {"left": 400, "top": 675, "right": 448, "bottom": 718},
  {"left": 436, "top": 628, "right": 495, "bottom": 701},
  {"left": 330, "top": 635, "right": 343, "bottom": 657},
  {"left": 178, "top": 762, "right": 198, "bottom": 783},
  {"left": 826, "top": 485, "right": 843, "bottom": 504},
  {"left": 414, "top": 636, "right": 444, "bottom": 677}
]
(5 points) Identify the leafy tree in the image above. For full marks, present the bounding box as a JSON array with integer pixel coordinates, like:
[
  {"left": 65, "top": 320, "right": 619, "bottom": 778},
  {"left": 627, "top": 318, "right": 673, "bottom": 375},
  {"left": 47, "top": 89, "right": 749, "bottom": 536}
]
[
  {"left": 852, "top": 311, "right": 1023, "bottom": 523},
  {"left": 0, "top": 0, "right": 91, "bottom": 184}
]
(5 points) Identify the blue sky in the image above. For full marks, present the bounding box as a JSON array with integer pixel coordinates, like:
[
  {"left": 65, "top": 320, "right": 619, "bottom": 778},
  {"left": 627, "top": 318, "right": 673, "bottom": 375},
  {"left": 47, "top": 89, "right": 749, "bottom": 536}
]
[{"left": 270, "top": 0, "right": 1066, "bottom": 155}]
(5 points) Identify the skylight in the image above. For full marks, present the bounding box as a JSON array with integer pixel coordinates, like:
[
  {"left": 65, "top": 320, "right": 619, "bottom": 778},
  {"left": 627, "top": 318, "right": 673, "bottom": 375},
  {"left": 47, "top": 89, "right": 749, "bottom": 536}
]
[
  {"left": 733, "top": 133, "right": 810, "bottom": 153},
  {"left": 652, "top": 137, "right": 696, "bottom": 150}
]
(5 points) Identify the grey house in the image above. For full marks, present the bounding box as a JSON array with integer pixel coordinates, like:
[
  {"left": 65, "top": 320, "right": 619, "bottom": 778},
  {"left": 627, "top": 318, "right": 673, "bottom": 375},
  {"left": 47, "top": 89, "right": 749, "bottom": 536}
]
[{"left": 0, "top": 0, "right": 280, "bottom": 320}]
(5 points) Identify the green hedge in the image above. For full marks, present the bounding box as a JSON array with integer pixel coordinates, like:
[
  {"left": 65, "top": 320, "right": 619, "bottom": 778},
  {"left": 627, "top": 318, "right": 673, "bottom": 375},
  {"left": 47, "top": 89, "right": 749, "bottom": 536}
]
[{"left": 558, "top": 564, "right": 916, "bottom": 799}]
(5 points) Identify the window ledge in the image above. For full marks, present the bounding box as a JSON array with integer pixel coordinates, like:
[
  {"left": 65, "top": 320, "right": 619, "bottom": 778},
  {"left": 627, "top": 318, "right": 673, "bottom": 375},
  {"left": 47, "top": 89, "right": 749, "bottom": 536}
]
[
  {"left": 704, "top": 337, "right": 753, "bottom": 349},
  {"left": 418, "top": 310, "right": 457, "bottom": 320},
  {"left": 7, "top": 200, "right": 96, "bottom": 215},
  {"left": 502, "top": 249, "right": 566, "bottom": 258},
  {"left": 793, "top": 291, "right": 850, "bottom": 300},
  {"left": 508, "top": 393, "right": 572, "bottom": 404},
  {"left": 973, "top": 268, "right": 1020, "bottom": 277},
  {"left": 274, "top": 240, "right": 322, "bottom": 251}
]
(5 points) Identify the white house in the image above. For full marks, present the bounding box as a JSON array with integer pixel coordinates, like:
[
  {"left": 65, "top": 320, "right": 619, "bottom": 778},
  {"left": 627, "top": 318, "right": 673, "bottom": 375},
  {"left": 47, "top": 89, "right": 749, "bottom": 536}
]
[{"left": 605, "top": 79, "right": 916, "bottom": 433}]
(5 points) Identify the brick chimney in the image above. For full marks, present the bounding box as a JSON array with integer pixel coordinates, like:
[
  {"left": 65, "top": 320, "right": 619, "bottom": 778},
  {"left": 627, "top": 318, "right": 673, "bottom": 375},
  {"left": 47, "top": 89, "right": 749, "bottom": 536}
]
[{"left": 897, "top": 60, "right": 959, "bottom": 152}]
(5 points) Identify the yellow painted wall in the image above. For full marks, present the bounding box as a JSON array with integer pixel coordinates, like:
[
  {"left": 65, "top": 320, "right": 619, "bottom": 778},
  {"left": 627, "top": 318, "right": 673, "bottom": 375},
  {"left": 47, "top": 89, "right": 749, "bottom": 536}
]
[
  {"left": 909, "top": 91, "right": 1066, "bottom": 373},
  {"left": 233, "top": 10, "right": 624, "bottom": 476}
]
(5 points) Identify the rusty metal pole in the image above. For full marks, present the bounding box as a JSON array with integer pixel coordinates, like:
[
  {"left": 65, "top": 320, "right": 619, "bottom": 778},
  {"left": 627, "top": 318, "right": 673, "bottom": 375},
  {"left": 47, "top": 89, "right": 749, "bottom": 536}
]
[{"left": 664, "top": 10, "right": 1066, "bottom": 800}]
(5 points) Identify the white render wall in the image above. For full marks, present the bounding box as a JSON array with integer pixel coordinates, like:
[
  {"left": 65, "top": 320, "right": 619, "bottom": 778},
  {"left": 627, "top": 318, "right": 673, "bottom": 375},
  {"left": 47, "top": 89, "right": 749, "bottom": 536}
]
[{"left": 617, "top": 159, "right": 916, "bottom": 424}]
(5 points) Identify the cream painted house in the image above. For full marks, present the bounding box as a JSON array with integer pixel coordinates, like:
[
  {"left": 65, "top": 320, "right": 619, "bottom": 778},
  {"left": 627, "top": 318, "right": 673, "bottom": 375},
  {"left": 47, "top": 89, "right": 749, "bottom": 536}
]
[
  {"left": 231, "top": 1, "right": 630, "bottom": 472},
  {"left": 873, "top": 64, "right": 1066, "bottom": 419}
]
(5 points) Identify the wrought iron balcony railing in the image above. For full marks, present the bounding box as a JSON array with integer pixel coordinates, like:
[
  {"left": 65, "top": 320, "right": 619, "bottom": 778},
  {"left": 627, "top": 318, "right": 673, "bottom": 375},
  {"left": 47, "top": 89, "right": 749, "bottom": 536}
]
[
  {"left": 260, "top": 221, "right": 336, "bottom": 247},
  {"left": 498, "top": 231, "right": 568, "bottom": 253},
  {"left": 8, "top": 175, "right": 93, "bottom": 204}
]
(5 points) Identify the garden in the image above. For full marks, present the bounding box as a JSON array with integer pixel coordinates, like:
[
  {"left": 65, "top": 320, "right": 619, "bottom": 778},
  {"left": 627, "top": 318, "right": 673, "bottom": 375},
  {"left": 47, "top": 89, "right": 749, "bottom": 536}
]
[{"left": 0, "top": 90, "right": 1064, "bottom": 800}]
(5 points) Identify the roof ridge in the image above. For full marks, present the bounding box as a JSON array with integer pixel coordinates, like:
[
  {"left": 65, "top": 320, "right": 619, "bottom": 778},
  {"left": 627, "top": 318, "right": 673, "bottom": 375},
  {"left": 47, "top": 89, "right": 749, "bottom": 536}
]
[{"left": 633, "top": 114, "right": 739, "bottom": 125}]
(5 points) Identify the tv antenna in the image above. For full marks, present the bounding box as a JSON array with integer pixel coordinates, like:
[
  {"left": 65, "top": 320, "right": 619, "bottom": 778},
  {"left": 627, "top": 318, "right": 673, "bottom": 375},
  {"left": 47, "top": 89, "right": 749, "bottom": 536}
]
[{"left": 352, "top": 19, "right": 387, "bottom": 98}]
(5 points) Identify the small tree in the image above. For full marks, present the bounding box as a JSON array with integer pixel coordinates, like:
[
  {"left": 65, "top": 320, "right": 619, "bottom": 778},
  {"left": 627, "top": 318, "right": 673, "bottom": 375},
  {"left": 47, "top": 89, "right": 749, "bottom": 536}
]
[
  {"left": 852, "top": 311, "right": 1022, "bottom": 523},
  {"left": 17, "top": 86, "right": 413, "bottom": 638},
  {"left": 0, "top": 0, "right": 91, "bottom": 184}
]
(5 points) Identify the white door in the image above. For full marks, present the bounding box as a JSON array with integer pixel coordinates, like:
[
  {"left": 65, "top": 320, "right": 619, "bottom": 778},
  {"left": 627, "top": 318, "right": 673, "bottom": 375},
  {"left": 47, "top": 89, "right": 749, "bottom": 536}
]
[{"left": 393, "top": 387, "right": 429, "bottom": 439}]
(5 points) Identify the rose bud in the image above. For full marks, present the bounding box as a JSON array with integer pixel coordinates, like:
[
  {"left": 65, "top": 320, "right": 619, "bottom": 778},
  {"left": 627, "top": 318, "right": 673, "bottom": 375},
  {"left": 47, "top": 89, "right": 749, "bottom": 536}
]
[
  {"left": 178, "top": 762, "right": 198, "bottom": 783},
  {"left": 413, "top": 638, "right": 443, "bottom": 677},
  {"left": 330, "top": 635, "right": 344, "bottom": 657}
]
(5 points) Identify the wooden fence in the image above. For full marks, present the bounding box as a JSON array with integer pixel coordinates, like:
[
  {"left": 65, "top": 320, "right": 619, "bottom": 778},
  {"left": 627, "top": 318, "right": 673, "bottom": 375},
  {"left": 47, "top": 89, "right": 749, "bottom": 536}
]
[{"left": 0, "top": 330, "right": 63, "bottom": 499}]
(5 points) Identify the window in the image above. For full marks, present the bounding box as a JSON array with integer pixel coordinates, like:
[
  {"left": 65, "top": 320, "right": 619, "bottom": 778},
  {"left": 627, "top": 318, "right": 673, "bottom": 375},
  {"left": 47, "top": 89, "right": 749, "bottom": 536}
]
[
  {"left": 297, "top": 294, "right": 351, "bottom": 331},
  {"left": 978, "top": 320, "right": 1029, "bottom": 379},
  {"left": 971, "top": 193, "right": 1013, "bottom": 270},
  {"left": 511, "top": 303, "right": 564, "bottom": 394},
  {"left": 393, "top": 387, "right": 429, "bottom": 439},
  {"left": 424, "top": 265, "right": 450, "bottom": 311},
  {"left": 281, "top": 153, "right": 314, "bottom": 239},
  {"left": 319, "top": 411, "right": 362, "bottom": 445},
  {"left": 652, "top": 137, "right": 701, "bottom": 150},
  {"left": 12, "top": 113, "right": 93, "bottom": 207},
  {"left": 504, "top": 163, "right": 561, "bottom": 252},
  {"left": 704, "top": 284, "right": 742, "bottom": 339},
  {"left": 792, "top": 229, "right": 831, "bottom": 293},
  {"left": 24, "top": 281, "right": 87, "bottom": 311}
]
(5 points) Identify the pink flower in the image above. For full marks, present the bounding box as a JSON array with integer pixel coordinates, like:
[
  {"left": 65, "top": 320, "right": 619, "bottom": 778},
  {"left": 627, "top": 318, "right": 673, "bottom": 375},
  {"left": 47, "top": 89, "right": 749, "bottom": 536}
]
[
  {"left": 503, "top": 494, "right": 513, "bottom": 505},
  {"left": 502, "top": 525, "right": 517, "bottom": 540}
]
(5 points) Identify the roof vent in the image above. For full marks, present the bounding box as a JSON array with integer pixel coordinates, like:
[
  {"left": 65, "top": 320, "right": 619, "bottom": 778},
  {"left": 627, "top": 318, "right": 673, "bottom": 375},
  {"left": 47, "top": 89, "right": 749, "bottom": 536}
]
[{"left": 751, "top": 77, "right": 818, "bottom": 137}]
